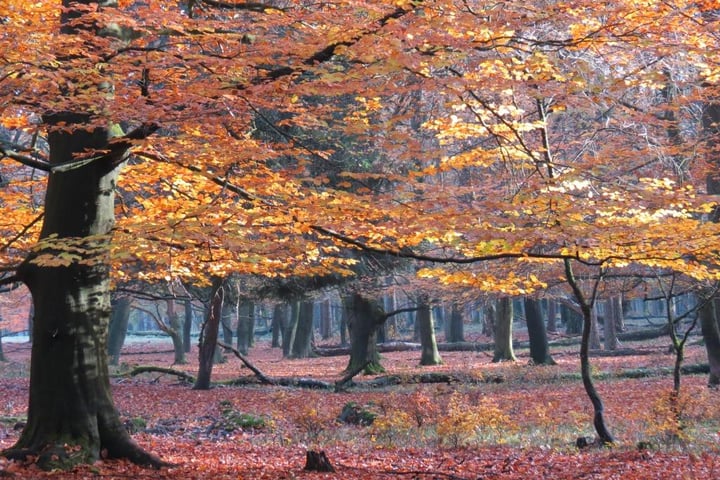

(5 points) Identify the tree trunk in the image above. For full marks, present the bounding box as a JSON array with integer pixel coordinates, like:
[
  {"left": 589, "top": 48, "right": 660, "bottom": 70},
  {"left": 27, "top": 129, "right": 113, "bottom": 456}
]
[
  {"left": 589, "top": 304, "right": 602, "bottom": 350},
  {"left": 604, "top": 297, "right": 620, "bottom": 351},
  {"left": 700, "top": 298, "right": 720, "bottom": 387},
  {"left": 701, "top": 100, "right": 720, "bottom": 386},
  {"left": 493, "top": 297, "right": 516, "bottom": 362},
  {"left": 524, "top": 297, "right": 555, "bottom": 365},
  {"left": 283, "top": 301, "right": 299, "bottom": 358},
  {"left": 562, "top": 303, "right": 582, "bottom": 335},
  {"left": 194, "top": 278, "right": 224, "bottom": 390},
  {"left": 165, "top": 300, "right": 185, "bottom": 365},
  {"left": 4, "top": 111, "right": 163, "bottom": 468},
  {"left": 271, "top": 303, "right": 286, "bottom": 348},
  {"left": 290, "top": 300, "right": 314, "bottom": 358},
  {"left": 345, "top": 294, "right": 384, "bottom": 374},
  {"left": 107, "top": 296, "right": 131, "bottom": 366},
  {"left": 446, "top": 303, "right": 465, "bottom": 343},
  {"left": 546, "top": 300, "right": 557, "bottom": 333},
  {"left": 417, "top": 299, "right": 442, "bottom": 366},
  {"left": 183, "top": 299, "right": 192, "bottom": 353},
  {"left": 236, "top": 300, "right": 254, "bottom": 355},
  {"left": 319, "top": 299, "right": 332, "bottom": 340},
  {"left": 564, "top": 259, "right": 614, "bottom": 444}
]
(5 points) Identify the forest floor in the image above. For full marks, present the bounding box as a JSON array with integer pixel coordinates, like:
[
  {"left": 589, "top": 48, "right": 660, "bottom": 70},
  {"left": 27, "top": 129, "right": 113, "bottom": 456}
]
[{"left": 1, "top": 331, "right": 719, "bottom": 479}]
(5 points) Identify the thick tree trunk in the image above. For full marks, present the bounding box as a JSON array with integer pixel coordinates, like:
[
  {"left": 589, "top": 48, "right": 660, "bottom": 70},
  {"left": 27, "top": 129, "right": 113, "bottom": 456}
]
[
  {"left": 701, "top": 99, "right": 720, "bottom": 386},
  {"left": 194, "top": 278, "right": 224, "bottom": 390},
  {"left": 345, "top": 294, "right": 384, "bottom": 374},
  {"left": 700, "top": 298, "right": 720, "bottom": 387},
  {"left": 493, "top": 297, "right": 516, "bottom": 362},
  {"left": 4, "top": 113, "right": 162, "bottom": 469},
  {"left": 524, "top": 297, "right": 555, "bottom": 365},
  {"left": 446, "top": 303, "right": 465, "bottom": 343},
  {"left": 417, "top": 299, "right": 442, "bottom": 366},
  {"left": 290, "top": 300, "right": 315, "bottom": 358},
  {"left": 108, "top": 296, "right": 131, "bottom": 366}
]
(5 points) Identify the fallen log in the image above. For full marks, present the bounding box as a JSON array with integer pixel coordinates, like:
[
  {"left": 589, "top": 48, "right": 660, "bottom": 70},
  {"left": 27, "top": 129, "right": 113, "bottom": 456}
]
[{"left": 128, "top": 366, "right": 195, "bottom": 383}]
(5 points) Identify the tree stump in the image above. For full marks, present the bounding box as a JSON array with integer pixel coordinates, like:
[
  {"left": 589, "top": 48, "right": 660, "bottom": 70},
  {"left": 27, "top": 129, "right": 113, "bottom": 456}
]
[{"left": 304, "top": 450, "right": 335, "bottom": 472}]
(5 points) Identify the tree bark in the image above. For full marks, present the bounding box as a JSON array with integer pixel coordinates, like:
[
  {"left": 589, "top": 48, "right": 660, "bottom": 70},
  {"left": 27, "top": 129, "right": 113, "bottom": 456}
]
[
  {"left": 493, "top": 297, "right": 516, "bottom": 362},
  {"left": 236, "top": 300, "right": 254, "bottom": 355},
  {"left": 165, "top": 300, "right": 185, "bottom": 365},
  {"left": 417, "top": 298, "right": 442, "bottom": 366},
  {"left": 4, "top": 111, "right": 163, "bottom": 469},
  {"left": 446, "top": 303, "right": 465, "bottom": 343},
  {"left": 524, "top": 297, "right": 555, "bottom": 365},
  {"left": 271, "top": 303, "right": 286, "bottom": 348},
  {"left": 700, "top": 298, "right": 720, "bottom": 387},
  {"left": 194, "top": 278, "right": 224, "bottom": 390},
  {"left": 604, "top": 297, "right": 620, "bottom": 351},
  {"left": 289, "top": 300, "right": 314, "bottom": 358},
  {"left": 107, "top": 296, "right": 131, "bottom": 366},
  {"left": 564, "top": 259, "right": 614, "bottom": 444},
  {"left": 183, "top": 299, "right": 193, "bottom": 353},
  {"left": 344, "top": 294, "right": 384, "bottom": 374}
]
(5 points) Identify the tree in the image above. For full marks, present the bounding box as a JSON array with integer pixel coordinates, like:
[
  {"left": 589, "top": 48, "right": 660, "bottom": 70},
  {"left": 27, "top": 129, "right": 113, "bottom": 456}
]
[
  {"left": 492, "top": 298, "right": 516, "bottom": 363},
  {"left": 417, "top": 297, "right": 442, "bottom": 366},
  {"left": 524, "top": 297, "right": 555, "bottom": 365}
]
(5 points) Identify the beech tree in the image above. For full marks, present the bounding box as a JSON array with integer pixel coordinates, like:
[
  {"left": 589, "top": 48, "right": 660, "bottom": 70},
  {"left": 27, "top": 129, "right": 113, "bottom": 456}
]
[{"left": 2, "top": 0, "right": 720, "bottom": 469}]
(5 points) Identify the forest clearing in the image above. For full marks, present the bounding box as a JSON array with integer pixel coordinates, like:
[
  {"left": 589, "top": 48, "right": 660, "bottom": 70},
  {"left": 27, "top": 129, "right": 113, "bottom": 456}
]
[{"left": 1, "top": 335, "right": 718, "bottom": 479}]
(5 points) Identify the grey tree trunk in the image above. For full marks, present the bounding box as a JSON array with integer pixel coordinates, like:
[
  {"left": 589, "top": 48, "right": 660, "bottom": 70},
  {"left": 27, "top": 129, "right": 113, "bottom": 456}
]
[
  {"left": 701, "top": 100, "right": 720, "bottom": 387},
  {"left": 546, "top": 300, "right": 557, "bottom": 333},
  {"left": 417, "top": 299, "right": 442, "bottom": 366},
  {"left": 604, "top": 297, "right": 620, "bottom": 351},
  {"left": 271, "top": 303, "right": 286, "bottom": 348},
  {"left": 183, "top": 299, "right": 193, "bottom": 353},
  {"left": 290, "top": 300, "right": 314, "bottom": 358},
  {"left": 107, "top": 296, "right": 131, "bottom": 366},
  {"left": 524, "top": 297, "right": 555, "bottom": 365},
  {"left": 493, "top": 297, "right": 516, "bottom": 362},
  {"left": 446, "top": 303, "right": 465, "bottom": 343},
  {"left": 236, "top": 300, "right": 254, "bottom": 355},
  {"left": 165, "top": 300, "right": 185, "bottom": 365},
  {"left": 344, "top": 294, "right": 384, "bottom": 374},
  {"left": 700, "top": 298, "right": 720, "bottom": 386}
]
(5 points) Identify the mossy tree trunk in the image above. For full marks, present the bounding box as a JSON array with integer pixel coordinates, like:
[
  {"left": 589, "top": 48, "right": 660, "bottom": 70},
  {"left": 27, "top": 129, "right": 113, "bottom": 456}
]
[
  {"left": 290, "top": 300, "right": 314, "bottom": 358},
  {"left": 3, "top": 111, "right": 163, "bottom": 469},
  {"left": 165, "top": 300, "right": 185, "bottom": 365},
  {"left": 344, "top": 294, "right": 385, "bottom": 374}
]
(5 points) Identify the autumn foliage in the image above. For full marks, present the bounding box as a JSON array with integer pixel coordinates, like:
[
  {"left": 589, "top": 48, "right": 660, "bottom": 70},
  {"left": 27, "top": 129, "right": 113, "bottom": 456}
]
[{"left": 2, "top": 0, "right": 720, "bottom": 476}]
